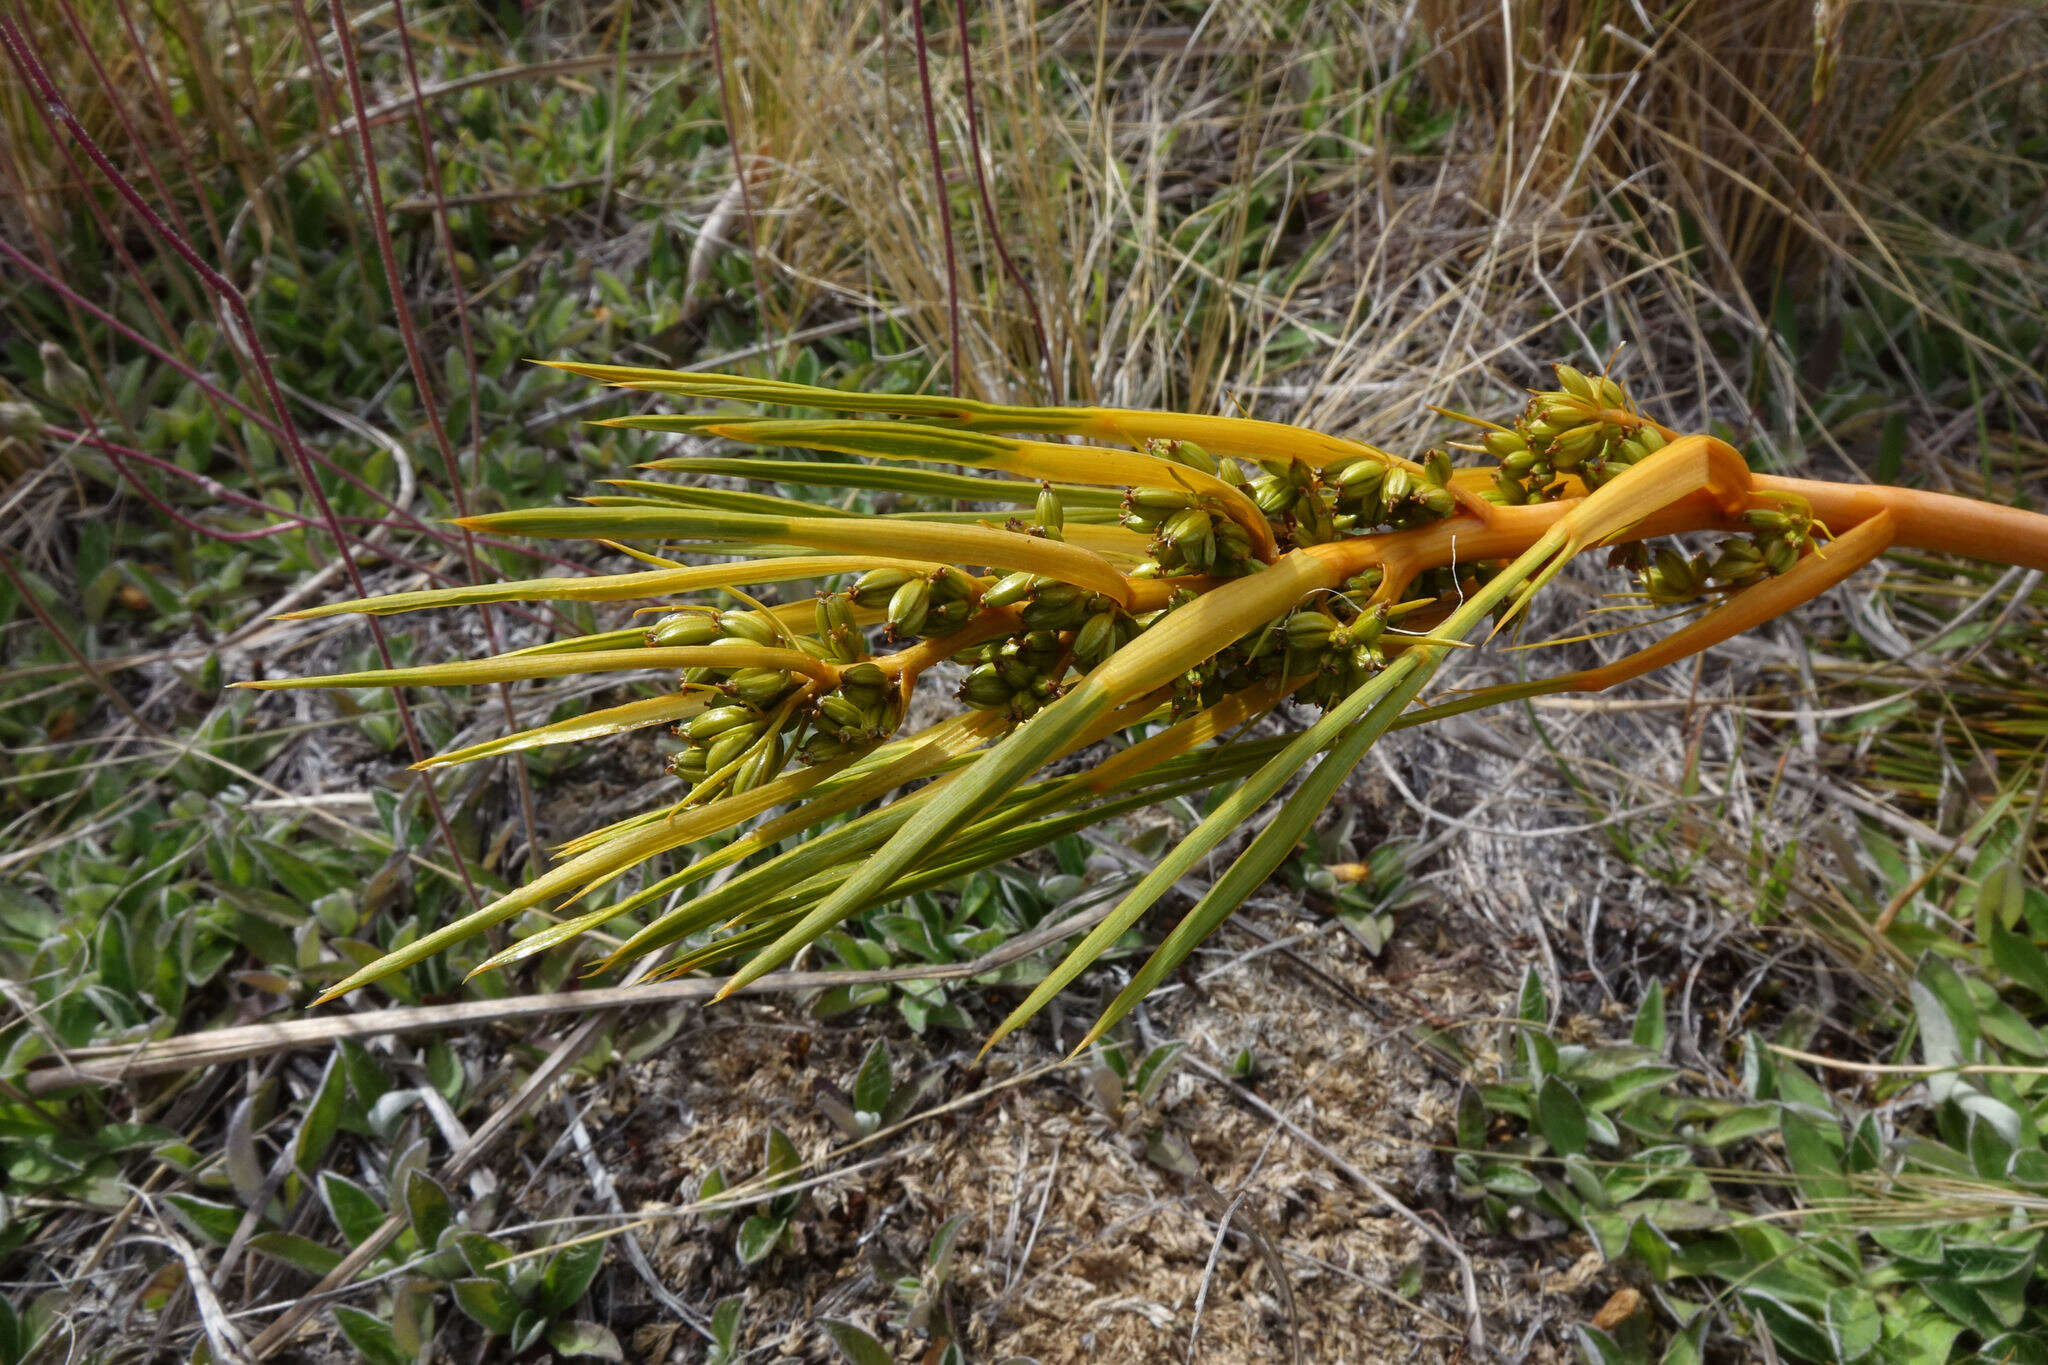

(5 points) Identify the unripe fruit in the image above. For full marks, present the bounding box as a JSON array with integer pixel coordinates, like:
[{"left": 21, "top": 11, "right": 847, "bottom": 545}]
[
  {"left": 647, "top": 613, "right": 721, "bottom": 648},
  {"left": 886, "top": 578, "right": 931, "bottom": 637}
]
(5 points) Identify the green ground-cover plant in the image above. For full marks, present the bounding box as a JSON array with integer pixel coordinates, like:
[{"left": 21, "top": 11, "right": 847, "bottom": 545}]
[
  {"left": 247, "top": 363, "right": 2048, "bottom": 1054},
  {"left": 1459, "top": 952, "right": 2048, "bottom": 1365}
]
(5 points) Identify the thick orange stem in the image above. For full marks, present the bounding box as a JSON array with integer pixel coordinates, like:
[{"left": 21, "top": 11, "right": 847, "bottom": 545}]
[{"left": 1755, "top": 476, "right": 2048, "bottom": 572}]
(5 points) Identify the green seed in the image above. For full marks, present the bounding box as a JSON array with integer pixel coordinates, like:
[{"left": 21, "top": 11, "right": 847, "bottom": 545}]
[
  {"left": 732, "top": 733, "right": 786, "bottom": 793},
  {"left": 852, "top": 567, "right": 917, "bottom": 608},
  {"left": 647, "top": 613, "right": 721, "bottom": 648},
  {"left": 1074, "top": 611, "right": 1118, "bottom": 665},
  {"left": 816, "top": 694, "right": 867, "bottom": 730},
  {"left": 726, "top": 669, "right": 793, "bottom": 707},
  {"left": 704, "top": 725, "right": 765, "bottom": 773},
  {"left": 1251, "top": 475, "right": 1297, "bottom": 516},
  {"left": 1555, "top": 364, "right": 1596, "bottom": 403},
  {"left": 982, "top": 571, "right": 1037, "bottom": 609},
  {"left": 840, "top": 662, "right": 889, "bottom": 706},
  {"left": 1483, "top": 430, "right": 1528, "bottom": 460},
  {"left": 1286, "top": 610, "right": 1338, "bottom": 650},
  {"left": 687, "top": 705, "right": 760, "bottom": 741},
  {"left": 719, "top": 610, "right": 778, "bottom": 645},
  {"left": 1035, "top": 485, "right": 1065, "bottom": 540},
  {"left": 887, "top": 578, "right": 932, "bottom": 637},
  {"left": 1163, "top": 508, "right": 1215, "bottom": 567},
  {"left": 960, "top": 665, "right": 1012, "bottom": 710}
]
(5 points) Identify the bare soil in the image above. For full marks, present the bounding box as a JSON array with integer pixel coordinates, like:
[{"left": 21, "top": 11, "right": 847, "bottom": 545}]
[{"left": 495, "top": 890, "right": 1627, "bottom": 1363}]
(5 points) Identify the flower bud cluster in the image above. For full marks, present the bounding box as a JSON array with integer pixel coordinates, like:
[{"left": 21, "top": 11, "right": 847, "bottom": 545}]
[
  {"left": 647, "top": 609, "right": 809, "bottom": 792},
  {"left": 1120, "top": 490, "right": 1257, "bottom": 578},
  {"left": 1484, "top": 364, "right": 1668, "bottom": 505},
  {"left": 1636, "top": 501, "right": 1819, "bottom": 604}
]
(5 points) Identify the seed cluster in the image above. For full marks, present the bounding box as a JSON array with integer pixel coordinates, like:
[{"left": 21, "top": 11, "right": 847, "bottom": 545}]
[
  {"left": 645, "top": 367, "right": 1816, "bottom": 797},
  {"left": 1480, "top": 364, "right": 1671, "bottom": 505},
  {"left": 1633, "top": 504, "right": 1821, "bottom": 605}
]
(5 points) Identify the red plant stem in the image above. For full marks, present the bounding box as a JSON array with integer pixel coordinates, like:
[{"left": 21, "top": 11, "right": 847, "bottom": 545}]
[
  {"left": 61, "top": 410, "right": 290, "bottom": 544},
  {"left": 0, "top": 547, "right": 157, "bottom": 735},
  {"left": 909, "top": 0, "right": 963, "bottom": 395},
  {"left": 0, "top": 7, "right": 185, "bottom": 355},
  {"left": 354, "top": 0, "right": 541, "bottom": 865},
  {"left": 952, "top": 0, "right": 1054, "bottom": 398},
  {"left": 84, "top": 0, "right": 265, "bottom": 473},
  {"left": 0, "top": 236, "right": 585, "bottom": 579},
  {"left": 110, "top": 0, "right": 227, "bottom": 255},
  {"left": 0, "top": 13, "right": 485, "bottom": 915},
  {"left": 46, "top": 425, "right": 558, "bottom": 631},
  {"left": 47, "top": 0, "right": 206, "bottom": 309}
]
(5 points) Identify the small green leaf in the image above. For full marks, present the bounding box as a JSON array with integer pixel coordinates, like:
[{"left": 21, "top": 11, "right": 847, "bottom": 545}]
[
  {"left": 853, "top": 1039, "right": 892, "bottom": 1116},
  {"left": 1517, "top": 966, "right": 1548, "bottom": 1025},
  {"left": 510, "top": 1309, "right": 550, "bottom": 1354},
  {"left": 1478, "top": 1161, "right": 1543, "bottom": 1196},
  {"left": 1660, "top": 1316, "right": 1707, "bottom": 1365},
  {"left": 764, "top": 1127, "right": 800, "bottom": 1183},
  {"left": 452, "top": 1278, "right": 522, "bottom": 1335},
  {"left": 457, "top": 1231, "right": 514, "bottom": 1276},
  {"left": 333, "top": 1307, "right": 409, "bottom": 1365},
  {"left": 710, "top": 1294, "right": 745, "bottom": 1356},
  {"left": 1454, "top": 1083, "right": 1487, "bottom": 1151},
  {"left": 1701, "top": 1105, "right": 1779, "bottom": 1146},
  {"left": 1824, "top": 1287, "right": 1880, "bottom": 1361},
  {"left": 402, "top": 1169, "right": 452, "bottom": 1252},
  {"left": 1779, "top": 1109, "right": 1849, "bottom": 1207},
  {"left": 1631, "top": 979, "right": 1667, "bottom": 1052},
  {"left": 165, "top": 1194, "right": 243, "bottom": 1245},
  {"left": 1536, "top": 1076, "right": 1589, "bottom": 1156},
  {"left": 294, "top": 1054, "right": 346, "bottom": 1176},
  {"left": 926, "top": 1212, "right": 969, "bottom": 1277},
  {"left": 319, "top": 1172, "right": 386, "bottom": 1248},
  {"left": 539, "top": 1236, "right": 607, "bottom": 1316},
  {"left": 545, "top": 1321, "right": 623, "bottom": 1360},
  {"left": 823, "top": 1320, "right": 893, "bottom": 1365},
  {"left": 736, "top": 1214, "right": 785, "bottom": 1266},
  {"left": 248, "top": 1232, "right": 344, "bottom": 1277},
  {"left": 1988, "top": 925, "right": 2048, "bottom": 1007},
  {"left": 1132, "top": 1041, "right": 1186, "bottom": 1106}
]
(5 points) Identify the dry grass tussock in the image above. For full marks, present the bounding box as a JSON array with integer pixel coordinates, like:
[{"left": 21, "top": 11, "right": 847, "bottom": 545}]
[{"left": 719, "top": 0, "right": 2044, "bottom": 457}]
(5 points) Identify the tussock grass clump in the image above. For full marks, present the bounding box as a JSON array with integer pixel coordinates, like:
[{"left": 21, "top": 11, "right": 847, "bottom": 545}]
[
  {"left": 246, "top": 362, "right": 2048, "bottom": 1052},
  {"left": 1413, "top": 0, "right": 2018, "bottom": 280}
]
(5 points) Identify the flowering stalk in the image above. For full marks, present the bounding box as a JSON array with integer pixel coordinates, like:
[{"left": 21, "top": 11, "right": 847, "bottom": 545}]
[{"left": 241, "top": 364, "right": 2048, "bottom": 1048}]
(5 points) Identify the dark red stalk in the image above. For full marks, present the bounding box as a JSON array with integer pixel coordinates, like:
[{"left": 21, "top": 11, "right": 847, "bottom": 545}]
[
  {"left": 350, "top": 0, "right": 541, "bottom": 866},
  {"left": 909, "top": 0, "right": 963, "bottom": 395},
  {"left": 952, "top": 0, "right": 1053, "bottom": 398},
  {"left": 0, "top": 6, "right": 185, "bottom": 364},
  {"left": 0, "top": 13, "right": 485, "bottom": 917},
  {"left": 0, "top": 237, "right": 584, "bottom": 579},
  {"left": 46, "top": 425, "right": 559, "bottom": 633},
  {"left": 109, "top": 0, "right": 228, "bottom": 255},
  {"left": 0, "top": 548, "right": 157, "bottom": 735},
  {"left": 46, "top": 0, "right": 266, "bottom": 484}
]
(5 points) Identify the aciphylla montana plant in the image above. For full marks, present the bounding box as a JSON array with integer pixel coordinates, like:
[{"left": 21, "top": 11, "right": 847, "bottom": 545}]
[{"left": 241, "top": 363, "right": 2048, "bottom": 1055}]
